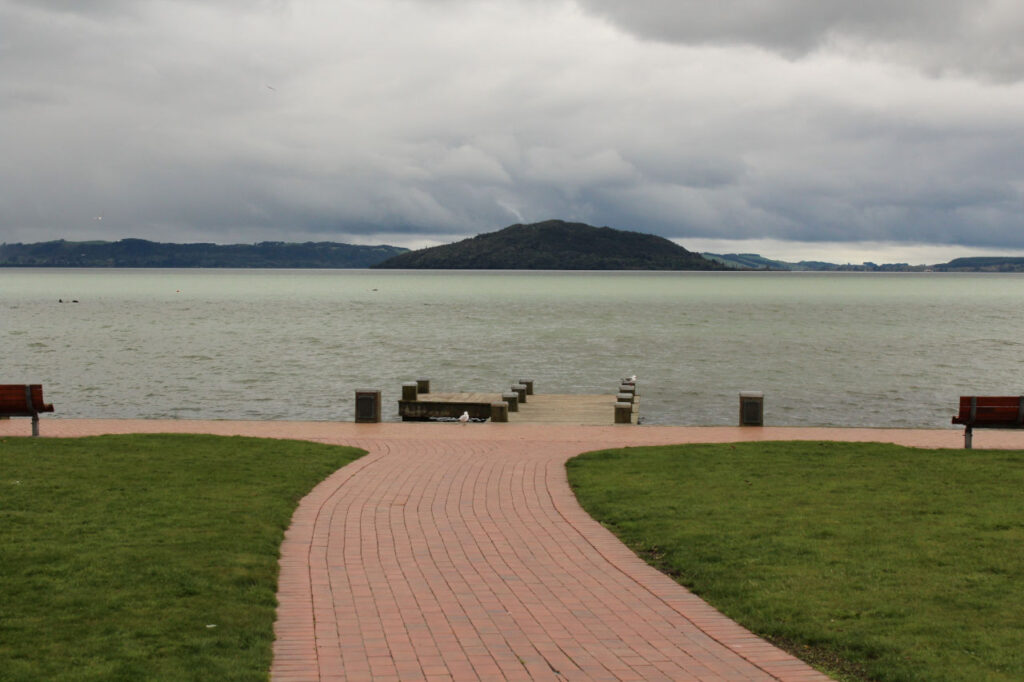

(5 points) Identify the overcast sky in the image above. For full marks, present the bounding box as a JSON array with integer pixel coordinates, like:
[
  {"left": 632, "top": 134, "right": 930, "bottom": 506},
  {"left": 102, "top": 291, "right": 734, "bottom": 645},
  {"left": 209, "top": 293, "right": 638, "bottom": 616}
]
[{"left": 3, "top": 0, "right": 1024, "bottom": 263}]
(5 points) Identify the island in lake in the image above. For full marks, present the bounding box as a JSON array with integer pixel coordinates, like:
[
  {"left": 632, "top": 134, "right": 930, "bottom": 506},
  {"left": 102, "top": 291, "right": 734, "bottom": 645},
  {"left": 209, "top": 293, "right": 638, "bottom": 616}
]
[{"left": 372, "top": 220, "right": 728, "bottom": 270}]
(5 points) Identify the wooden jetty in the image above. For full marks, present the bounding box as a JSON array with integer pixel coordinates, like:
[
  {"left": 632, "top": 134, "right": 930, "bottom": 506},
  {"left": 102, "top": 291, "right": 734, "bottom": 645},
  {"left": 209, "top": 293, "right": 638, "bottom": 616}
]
[{"left": 397, "top": 379, "right": 639, "bottom": 425}]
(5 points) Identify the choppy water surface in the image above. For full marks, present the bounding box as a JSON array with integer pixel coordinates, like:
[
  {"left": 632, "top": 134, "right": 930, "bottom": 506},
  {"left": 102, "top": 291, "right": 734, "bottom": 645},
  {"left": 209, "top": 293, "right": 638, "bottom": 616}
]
[{"left": 2, "top": 268, "right": 1022, "bottom": 426}]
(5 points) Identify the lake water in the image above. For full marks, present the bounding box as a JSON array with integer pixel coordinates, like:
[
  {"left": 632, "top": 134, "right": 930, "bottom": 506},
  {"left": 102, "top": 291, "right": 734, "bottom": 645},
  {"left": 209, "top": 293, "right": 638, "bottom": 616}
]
[{"left": 2, "top": 269, "right": 1022, "bottom": 427}]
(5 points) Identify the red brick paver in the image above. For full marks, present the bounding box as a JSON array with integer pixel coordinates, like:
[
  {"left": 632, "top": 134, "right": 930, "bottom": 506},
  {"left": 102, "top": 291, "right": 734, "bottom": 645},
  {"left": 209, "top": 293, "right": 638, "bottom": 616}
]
[{"left": 6, "top": 419, "right": 1021, "bottom": 680}]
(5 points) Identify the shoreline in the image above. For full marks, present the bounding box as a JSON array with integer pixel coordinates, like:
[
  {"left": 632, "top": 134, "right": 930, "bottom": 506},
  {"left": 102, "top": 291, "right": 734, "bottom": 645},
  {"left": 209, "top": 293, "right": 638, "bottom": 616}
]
[{"left": 4, "top": 418, "right": 1021, "bottom": 449}]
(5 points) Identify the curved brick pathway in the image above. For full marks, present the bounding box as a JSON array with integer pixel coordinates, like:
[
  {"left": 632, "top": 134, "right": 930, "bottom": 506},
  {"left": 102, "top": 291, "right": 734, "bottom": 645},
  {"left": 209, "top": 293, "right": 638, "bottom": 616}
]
[{"left": 6, "top": 420, "right": 1021, "bottom": 680}]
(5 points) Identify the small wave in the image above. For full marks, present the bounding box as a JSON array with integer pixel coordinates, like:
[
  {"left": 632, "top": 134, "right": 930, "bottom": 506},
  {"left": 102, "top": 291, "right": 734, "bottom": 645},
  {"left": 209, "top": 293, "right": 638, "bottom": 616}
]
[{"left": 975, "top": 338, "right": 1023, "bottom": 349}]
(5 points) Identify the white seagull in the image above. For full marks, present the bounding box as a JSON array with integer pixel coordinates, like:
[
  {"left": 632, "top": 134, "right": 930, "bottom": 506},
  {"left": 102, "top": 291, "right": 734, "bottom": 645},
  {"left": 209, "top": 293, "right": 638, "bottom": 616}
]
[{"left": 459, "top": 411, "right": 470, "bottom": 425}]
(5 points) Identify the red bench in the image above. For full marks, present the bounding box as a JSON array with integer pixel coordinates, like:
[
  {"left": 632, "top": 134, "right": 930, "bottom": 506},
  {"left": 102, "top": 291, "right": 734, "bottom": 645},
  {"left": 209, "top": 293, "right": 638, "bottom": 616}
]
[
  {"left": 952, "top": 396, "right": 1024, "bottom": 449},
  {"left": 0, "top": 384, "right": 54, "bottom": 437}
]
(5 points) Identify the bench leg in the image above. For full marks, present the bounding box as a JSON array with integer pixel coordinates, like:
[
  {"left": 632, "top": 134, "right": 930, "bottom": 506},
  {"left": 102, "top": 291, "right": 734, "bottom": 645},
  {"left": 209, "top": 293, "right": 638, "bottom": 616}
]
[
  {"left": 31, "top": 414, "right": 39, "bottom": 437},
  {"left": 964, "top": 425, "right": 972, "bottom": 450}
]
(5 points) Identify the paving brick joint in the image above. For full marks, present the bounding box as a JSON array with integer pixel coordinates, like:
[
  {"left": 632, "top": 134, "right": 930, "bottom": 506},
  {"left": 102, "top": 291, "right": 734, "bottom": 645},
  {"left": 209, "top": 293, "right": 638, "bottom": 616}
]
[{"left": 6, "top": 419, "right": 1019, "bottom": 680}]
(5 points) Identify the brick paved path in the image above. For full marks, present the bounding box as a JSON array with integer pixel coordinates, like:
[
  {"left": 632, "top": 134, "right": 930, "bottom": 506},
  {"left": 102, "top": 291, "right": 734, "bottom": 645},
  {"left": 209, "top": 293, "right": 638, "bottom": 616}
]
[{"left": 6, "top": 419, "right": 1021, "bottom": 680}]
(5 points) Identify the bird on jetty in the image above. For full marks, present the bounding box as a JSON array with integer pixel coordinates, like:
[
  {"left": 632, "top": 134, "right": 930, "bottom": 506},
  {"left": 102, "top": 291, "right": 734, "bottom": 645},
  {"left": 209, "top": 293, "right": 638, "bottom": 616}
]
[{"left": 459, "top": 411, "right": 470, "bottom": 425}]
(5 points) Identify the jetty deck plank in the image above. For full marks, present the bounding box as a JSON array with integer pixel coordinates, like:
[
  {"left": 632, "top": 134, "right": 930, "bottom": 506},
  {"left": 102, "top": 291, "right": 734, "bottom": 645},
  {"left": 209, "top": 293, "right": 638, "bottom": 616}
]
[
  {"left": 416, "top": 392, "right": 502, "bottom": 403},
  {"left": 406, "top": 391, "right": 639, "bottom": 424},
  {"left": 510, "top": 393, "right": 629, "bottom": 425}
]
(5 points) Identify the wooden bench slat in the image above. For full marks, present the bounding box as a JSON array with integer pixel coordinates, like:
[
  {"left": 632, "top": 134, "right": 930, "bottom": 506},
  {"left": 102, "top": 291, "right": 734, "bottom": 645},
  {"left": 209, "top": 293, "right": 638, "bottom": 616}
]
[
  {"left": 953, "top": 395, "right": 1024, "bottom": 449},
  {"left": 0, "top": 384, "right": 54, "bottom": 415},
  {"left": 952, "top": 395, "right": 1024, "bottom": 427},
  {"left": 0, "top": 384, "right": 54, "bottom": 437}
]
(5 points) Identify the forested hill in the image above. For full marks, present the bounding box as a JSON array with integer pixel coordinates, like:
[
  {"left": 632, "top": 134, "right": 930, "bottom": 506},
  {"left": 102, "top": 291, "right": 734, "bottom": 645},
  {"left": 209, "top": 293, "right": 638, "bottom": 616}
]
[
  {"left": 932, "top": 257, "right": 1024, "bottom": 272},
  {"left": 0, "top": 239, "right": 408, "bottom": 268},
  {"left": 372, "top": 220, "right": 728, "bottom": 270}
]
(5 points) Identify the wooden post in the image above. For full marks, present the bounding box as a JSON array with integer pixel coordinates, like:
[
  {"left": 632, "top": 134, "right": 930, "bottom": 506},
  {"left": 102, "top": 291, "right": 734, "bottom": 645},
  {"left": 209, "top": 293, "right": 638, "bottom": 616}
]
[
  {"left": 614, "top": 401, "right": 633, "bottom": 424},
  {"left": 511, "top": 384, "right": 527, "bottom": 404},
  {"left": 354, "top": 390, "right": 382, "bottom": 423},
  {"left": 490, "top": 402, "right": 509, "bottom": 422},
  {"left": 402, "top": 382, "right": 418, "bottom": 402},
  {"left": 502, "top": 391, "right": 519, "bottom": 412},
  {"left": 617, "top": 392, "right": 633, "bottom": 404},
  {"left": 518, "top": 379, "right": 534, "bottom": 395},
  {"left": 739, "top": 391, "right": 764, "bottom": 426},
  {"left": 416, "top": 378, "right": 431, "bottom": 394}
]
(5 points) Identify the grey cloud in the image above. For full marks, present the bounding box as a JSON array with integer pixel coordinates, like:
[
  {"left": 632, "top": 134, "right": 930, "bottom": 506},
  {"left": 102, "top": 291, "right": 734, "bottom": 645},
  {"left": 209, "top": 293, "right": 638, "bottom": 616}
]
[
  {"left": 576, "top": 0, "right": 963, "bottom": 51},
  {"left": 8, "top": 0, "right": 136, "bottom": 18},
  {"left": 576, "top": 0, "right": 1024, "bottom": 81},
  {"left": 2, "top": 0, "right": 1024, "bottom": 253}
]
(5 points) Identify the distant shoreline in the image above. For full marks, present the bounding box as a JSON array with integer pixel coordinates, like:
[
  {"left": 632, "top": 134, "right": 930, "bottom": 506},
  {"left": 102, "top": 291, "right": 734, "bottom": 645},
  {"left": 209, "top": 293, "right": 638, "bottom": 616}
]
[
  {"left": 4, "top": 237, "right": 1024, "bottom": 272},
  {"left": 4, "top": 265, "right": 1024, "bottom": 274}
]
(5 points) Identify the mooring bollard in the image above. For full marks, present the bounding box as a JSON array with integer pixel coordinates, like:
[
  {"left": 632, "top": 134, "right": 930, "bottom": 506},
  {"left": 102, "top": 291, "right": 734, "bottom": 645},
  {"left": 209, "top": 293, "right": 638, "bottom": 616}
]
[
  {"left": 619, "top": 384, "right": 636, "bottom": 397},
  {"left": 502, "top": 391, "right": 519, "bottom": 412},
  {"left": 614, "top": 401, "right": 633, "bottom": 424},
  {"left": 416, "top": 378, "right": 430, "bottom": 394},
  {"left": 402, "top": 382, "right": 418, "bottom": 402},
  {"left": 617, "top": 392, "right": 634, "bottom": 404},
  {"left": 739, "top": 391, "right": 764, "bottom": 426},
  {"left": 354, "top": 389, "right": 382, "bottom": 423},
  {"left": 490, "top": 401, "right": 509, "bottom": 422},
  {"left": 512, "top": 384, "right": 527, "bottom": 404},
  {"left": 518, "top": 379, "right": 534, "bottom": 395}
]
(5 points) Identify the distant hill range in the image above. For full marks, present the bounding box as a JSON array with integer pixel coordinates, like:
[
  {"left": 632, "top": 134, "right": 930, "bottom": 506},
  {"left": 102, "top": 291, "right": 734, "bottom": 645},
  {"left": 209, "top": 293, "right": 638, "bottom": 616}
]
[
  {"left": 704, "top": 253, "right": 1024, "bottom": 273},
  {"left": 0, "top": 239, "right": 408, "bottom": 268},
  {"left": 6, "top": 236, "right": 1019, "bottom": 272},
  {"left": 372, "top": 220, "right": 727, "bottom": 270}
]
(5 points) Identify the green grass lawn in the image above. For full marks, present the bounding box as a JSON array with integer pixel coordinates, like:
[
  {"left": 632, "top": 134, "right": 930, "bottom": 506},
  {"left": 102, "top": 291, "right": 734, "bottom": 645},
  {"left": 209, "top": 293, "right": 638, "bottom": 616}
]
[
  {"left": 0, "top": 434, "right": 363, "bottom": 682},
  {"left": 567, "top": 442, "right": 1024, "bottom": 682}
]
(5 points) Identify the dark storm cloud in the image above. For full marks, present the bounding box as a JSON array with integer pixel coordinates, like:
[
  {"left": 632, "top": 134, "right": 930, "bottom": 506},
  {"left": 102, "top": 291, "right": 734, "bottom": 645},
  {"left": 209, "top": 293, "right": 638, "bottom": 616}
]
[{"left": 1, "top": 0, "right": 1023, "bottom": 256}]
